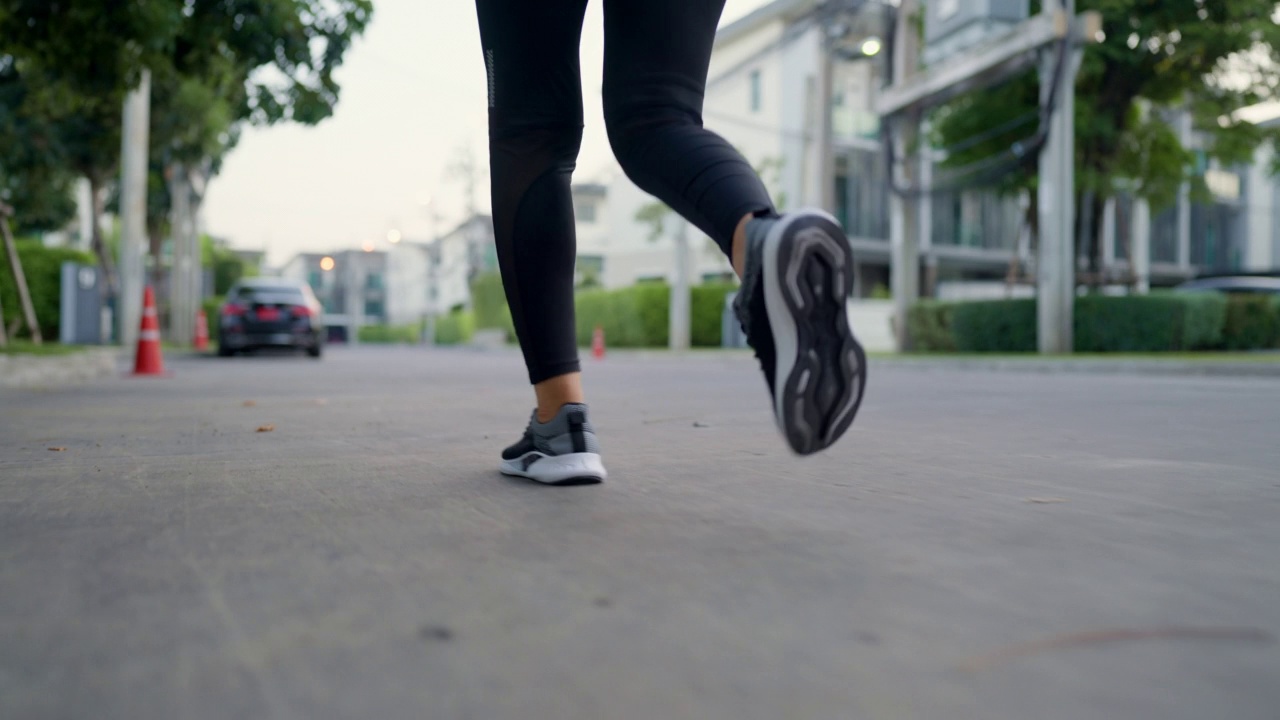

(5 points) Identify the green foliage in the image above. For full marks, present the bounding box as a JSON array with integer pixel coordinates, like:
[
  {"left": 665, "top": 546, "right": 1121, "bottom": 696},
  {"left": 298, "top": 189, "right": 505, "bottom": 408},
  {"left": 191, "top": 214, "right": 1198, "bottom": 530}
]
[
  {"left": 0, "top": 239, "right": 95, "bottom": 340},
  {"left": 1074, "top": 293, "right": 1226, "bottom": 352},
  {"left": 199, "top": 235, "right": 258, "bottom": 295},
  {"left": 928, "top": 0, "right": 1280, "bottom": 263},
  {"left": 434, "top": 310, "right": 474, "bottom": 346},
  {"left": 202, "top": 295, "right": 223, "bottom": 323},
  {"left": 358, "top": 322, "right": 422, "bottom": 344},
  {"left": 690, "top": 283, "right": 738, "bottom": 347},
  {"left": 951, "top": 299, "right": 1038, "bottom": 352},
  {"left": 1220, "top": 295, "right": 1280, "bottom": 350},
  {"left": 575, "top": 284, "right": 670, "bottom": 348},
  {"left": 469, "top": 271, "right": 514, "bottom": 341},
  {"left": 906, "top": 300, "right": 958, "bottom": 352}
]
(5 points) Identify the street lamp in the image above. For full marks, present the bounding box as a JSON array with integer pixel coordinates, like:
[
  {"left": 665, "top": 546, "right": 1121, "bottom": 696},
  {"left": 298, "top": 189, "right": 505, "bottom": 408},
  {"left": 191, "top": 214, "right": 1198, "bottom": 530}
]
[
  {"left": 387, "top": 229, "right": 402, "bottom": 244},
  {"left": 320, "top": 256, "right": 335, "bottom": 272}
]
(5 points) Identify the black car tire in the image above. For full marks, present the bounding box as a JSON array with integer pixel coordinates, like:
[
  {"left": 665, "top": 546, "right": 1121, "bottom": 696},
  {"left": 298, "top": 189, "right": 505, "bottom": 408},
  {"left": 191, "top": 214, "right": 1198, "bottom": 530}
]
[{"left": 307, "top": 343, "right": 322, "bottom": 358}]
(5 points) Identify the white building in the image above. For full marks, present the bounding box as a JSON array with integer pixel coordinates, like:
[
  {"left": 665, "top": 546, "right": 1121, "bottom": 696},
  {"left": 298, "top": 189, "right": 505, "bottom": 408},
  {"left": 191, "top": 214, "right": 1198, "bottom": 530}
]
[{"left": 384, "top": 214, "right": 499, "bottom": 326}]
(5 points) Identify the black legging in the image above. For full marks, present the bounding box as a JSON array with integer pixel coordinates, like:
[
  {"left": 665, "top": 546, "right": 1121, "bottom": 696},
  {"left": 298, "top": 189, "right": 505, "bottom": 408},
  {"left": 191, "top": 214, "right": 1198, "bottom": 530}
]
[{"left": 477, "top": 0, "right": 775, "bottom": 384}]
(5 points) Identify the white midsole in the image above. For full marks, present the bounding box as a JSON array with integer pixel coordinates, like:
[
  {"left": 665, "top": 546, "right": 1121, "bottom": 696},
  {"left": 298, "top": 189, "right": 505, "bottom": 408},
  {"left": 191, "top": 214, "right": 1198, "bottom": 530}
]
[
  {"left": 500, "top": 452, "right": 607, "bottom": 483},
  {"left": 762, "top": 208, "right": 846, "bottom": 424}
]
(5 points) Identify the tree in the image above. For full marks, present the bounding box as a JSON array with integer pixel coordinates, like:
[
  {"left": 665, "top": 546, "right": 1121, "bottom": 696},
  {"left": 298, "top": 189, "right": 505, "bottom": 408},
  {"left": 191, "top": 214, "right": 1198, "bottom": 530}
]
[
  {"left": 0, "top": 0, "right": 373, "bottom": 293},
  {"left": 929, "top": 0, "right": 1280, "bottom": 283}
]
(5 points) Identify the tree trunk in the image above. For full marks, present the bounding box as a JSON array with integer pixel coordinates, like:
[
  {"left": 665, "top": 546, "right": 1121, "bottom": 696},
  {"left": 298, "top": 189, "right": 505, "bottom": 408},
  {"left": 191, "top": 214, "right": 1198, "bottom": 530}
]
[
  {"left": 88, "top": 175, "right": 119, "bottom": 303},
  {"left": 1087, "top": 191, "right": 1107, "bottom": 285}
]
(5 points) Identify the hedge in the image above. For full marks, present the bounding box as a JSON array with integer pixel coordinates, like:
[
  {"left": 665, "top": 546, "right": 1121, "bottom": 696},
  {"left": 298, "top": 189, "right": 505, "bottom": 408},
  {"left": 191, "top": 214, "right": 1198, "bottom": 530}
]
[
  {"left": 572, "top": 282, "right": 740, "bottom": 348},
  {"left": 951, "top": 299, "right": 1037, "bottom": 352},
  {"left": 905, "top": 291, "right": 1265, "bottom": 353},
  {"left": 1074, "top": 293, "right": 1226, "bottom": 352},
  {"left": 574, "top": 283, "right": 669, "bottom": 348},
  {"left": 0, "top": 239, "right": 96, "bottom": 340},
  {"left": 470, "top": 271, "right": 515, "bottom": 341},
  {"left": 358, "top": 322, "right": 423, "bottom": 344},
  {"left": 906, "top": 299, "right": 957, "bottom": 352},
  {"left": 1221, "top": 294, "right": 1280, "bottom": 350},
  {"left": 691, "top": 283, "right": 738, "bottom": 347},
  {"left": 434, "top": 309, "right": 474, "bottom": 345}
]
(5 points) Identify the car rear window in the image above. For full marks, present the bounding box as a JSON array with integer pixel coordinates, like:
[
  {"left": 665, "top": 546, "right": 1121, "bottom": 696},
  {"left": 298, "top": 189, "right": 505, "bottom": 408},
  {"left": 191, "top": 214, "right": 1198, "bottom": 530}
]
[{"left": 235, "top": 286, "right": 306, "bottom": 305}]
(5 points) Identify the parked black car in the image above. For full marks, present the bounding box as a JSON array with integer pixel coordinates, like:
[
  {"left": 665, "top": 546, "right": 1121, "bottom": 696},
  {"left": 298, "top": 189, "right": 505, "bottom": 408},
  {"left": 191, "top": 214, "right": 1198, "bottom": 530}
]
[{"left": 217, "top": 278, "right": 324, "bottom": 357}]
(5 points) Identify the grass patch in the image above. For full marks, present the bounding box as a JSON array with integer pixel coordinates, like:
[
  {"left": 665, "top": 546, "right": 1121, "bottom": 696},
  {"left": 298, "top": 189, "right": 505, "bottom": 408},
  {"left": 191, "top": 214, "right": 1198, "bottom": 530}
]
[{"left": 0, "top": 340, "right": 89, "bottom": 356}]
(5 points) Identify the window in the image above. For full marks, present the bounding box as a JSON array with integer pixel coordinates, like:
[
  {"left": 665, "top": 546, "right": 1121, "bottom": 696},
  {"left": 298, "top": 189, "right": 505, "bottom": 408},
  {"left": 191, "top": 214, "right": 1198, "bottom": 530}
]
[
  {"left": 364, "top": 299, "right": 384, "bottom": 317},
  {"left": 575, "top": 201, "right": 597, "bottom": 223},
  {"left": 749, "top": 69, "right": 762, "bottom": 112},
  {"left": 365, "top": 272, "right": 384, "bottom": 290}
]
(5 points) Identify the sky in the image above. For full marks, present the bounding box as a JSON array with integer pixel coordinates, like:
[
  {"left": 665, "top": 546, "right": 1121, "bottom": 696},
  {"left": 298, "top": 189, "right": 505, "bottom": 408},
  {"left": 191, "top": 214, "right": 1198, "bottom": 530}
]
[{"left": 203, "top": 0, "right": 771, "bottom": 266}]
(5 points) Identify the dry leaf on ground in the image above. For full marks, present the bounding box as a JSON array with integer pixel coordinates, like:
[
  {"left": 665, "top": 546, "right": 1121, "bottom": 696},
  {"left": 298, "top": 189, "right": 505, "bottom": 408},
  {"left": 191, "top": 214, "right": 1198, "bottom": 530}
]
[
  {"left": 243, "top": 400, "right": 256, "bottom": 407},
  {"left": 256, "top": 424, "right": 275, "bottom": 433},
  {"left": 47, "top": 447, "right": 67, "bottom": 452}
]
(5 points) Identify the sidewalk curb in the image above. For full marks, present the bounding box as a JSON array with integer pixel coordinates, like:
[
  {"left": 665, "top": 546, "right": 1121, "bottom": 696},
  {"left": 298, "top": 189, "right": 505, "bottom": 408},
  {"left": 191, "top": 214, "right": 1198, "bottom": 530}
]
[{"left": 0, "top": 348, "right": 122, "bottom": 389}]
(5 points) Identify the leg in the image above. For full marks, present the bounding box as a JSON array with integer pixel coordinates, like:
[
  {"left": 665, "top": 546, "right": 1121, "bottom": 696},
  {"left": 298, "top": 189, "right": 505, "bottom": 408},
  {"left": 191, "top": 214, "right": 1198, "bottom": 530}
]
[
  {"left": 476, "top": 0, "right": 588, "bottom": 419},
  {"left": 601, "top": 0, "right": 775, "bottom": 262},
  {"left": 602, "top": 0, "right": 866, "bottom": 455}
]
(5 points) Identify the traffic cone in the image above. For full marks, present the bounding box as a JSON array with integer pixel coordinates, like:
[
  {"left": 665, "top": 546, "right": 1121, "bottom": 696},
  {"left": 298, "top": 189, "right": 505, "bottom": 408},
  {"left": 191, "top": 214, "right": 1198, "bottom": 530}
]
[
  {"left": 592, "top": 325, "right": 606, "bottom": 359},
  {"left": 133, "top": 285, "right": 167, "bottom": 376},
  {"left": 193, "top": 309, "right": 210, "bottom": 351}
]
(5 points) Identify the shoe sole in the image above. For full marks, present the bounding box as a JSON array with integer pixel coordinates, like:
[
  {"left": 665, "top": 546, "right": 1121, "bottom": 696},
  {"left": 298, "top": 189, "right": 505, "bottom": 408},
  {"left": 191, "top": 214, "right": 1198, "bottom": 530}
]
[
  {"left": 762, "top": 209, "right": 867, "bottom": 455},
  {"left": 500, "top": 452, "right": 606, "bottom": 485}
]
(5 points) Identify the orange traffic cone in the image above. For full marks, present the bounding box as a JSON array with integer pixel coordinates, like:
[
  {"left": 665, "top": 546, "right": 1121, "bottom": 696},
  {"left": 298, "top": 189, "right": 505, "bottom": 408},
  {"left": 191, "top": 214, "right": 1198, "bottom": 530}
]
[
  {"left": 591, "top": 325, "right": 605, "bottom": 360},
  {"left": 193, "top": 309, "right": 210, "bottom": 351},
  {"left": 133, "top": 285, "right": 167, "bottom": 376}
]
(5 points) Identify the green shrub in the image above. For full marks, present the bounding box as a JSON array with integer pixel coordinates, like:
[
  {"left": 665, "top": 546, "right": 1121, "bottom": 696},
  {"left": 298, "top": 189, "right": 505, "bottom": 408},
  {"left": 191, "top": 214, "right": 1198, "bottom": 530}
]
[
  {"left": 1074, "top": 293, "right": 1226, "bottom": 352},
  {"left": 906, "top": 300, "right": 958, "bottom": 352},
  {"left": 470, "top": 271, "right": 514, "bottom": 340},
  {"left": 574, "top": 283, "right": 669, "bottom": 348},
  {"left": 951, "top": 299, "right": 1037, "bottom": 352},
  {"left": 1220, "top": 294, "right": 1280, "bottom": 350},
  {"left": 359, "top": 322, "right": 422, "bottom": 344},
  {"left": 690, "top": 283, "right": 737, "bottom": 347},
  {"left": 434, "top": 310, "right": 474, "bottom": 345},
  {"left": 202, "top": 295, "right": 224, "bottom": 323},
  {"left": 0, "top": 239, "right": 96, "bottom": 340}
]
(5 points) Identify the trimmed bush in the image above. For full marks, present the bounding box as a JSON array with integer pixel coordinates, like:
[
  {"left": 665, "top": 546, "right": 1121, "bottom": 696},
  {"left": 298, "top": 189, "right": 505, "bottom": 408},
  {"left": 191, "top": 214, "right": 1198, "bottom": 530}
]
[
  {"left": 691, "top": 283, "right": 737, "bottom": 347},
  {"left": 575, "top": 283, "right": 669, "bottom": 348},
  {"left": 906, "top": 300, "right": 957, "bottom": 352},
  {"left": 0, "top": 239, "right": 96, "bottom": 340},
  {"left": 470, "top": 271, "right": 514, "bottom": 341},
  {"left": 434, "top": 310, "right": 474, "bottom": 345},
  {"left": 1074, "top": 293, "right": 1226, "bottom": 352},
  {"left": 202, "top": 295, "right": 224, "bottom": 323},
  {"left": 1220, "top": 294, "right": 1280, "bottom": 350},
  {"left": 359, "top": 322, "right": 422, "bottom": 344},
  {"left": 951, "top": 299, "right": 1037, "bottom": 352}
]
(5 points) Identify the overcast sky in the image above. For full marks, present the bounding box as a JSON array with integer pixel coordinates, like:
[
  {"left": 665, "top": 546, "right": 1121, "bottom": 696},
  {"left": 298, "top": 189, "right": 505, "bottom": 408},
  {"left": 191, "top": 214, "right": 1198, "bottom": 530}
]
[{"left": 203, "top": 0, "right": 770, "bottom": 266}]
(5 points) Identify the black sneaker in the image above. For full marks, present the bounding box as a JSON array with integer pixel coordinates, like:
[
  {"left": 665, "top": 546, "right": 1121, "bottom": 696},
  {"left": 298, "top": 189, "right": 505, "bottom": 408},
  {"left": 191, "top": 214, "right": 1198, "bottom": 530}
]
[
  {"left": 733, "top": 209, "right": 867, "bottom": 455},
  {"left": 500, "top": 403, "right": 606, "bottom": 485}
]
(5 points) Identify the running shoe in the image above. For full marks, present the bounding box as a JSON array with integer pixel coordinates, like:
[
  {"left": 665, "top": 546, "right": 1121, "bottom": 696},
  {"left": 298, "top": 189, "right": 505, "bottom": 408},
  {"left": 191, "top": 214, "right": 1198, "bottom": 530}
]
[
  {"left": 733, "top": 209, "right": 867, "bottom": 455},
  {"left": 500, "top": 403, "right": 606, "bottom": 485}
]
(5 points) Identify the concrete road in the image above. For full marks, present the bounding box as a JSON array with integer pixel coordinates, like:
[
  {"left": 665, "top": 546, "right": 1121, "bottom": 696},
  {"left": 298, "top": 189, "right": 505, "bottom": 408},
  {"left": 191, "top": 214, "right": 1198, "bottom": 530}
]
[{"left": 2, "top": 346, "right": 1278, "bottom": 720}]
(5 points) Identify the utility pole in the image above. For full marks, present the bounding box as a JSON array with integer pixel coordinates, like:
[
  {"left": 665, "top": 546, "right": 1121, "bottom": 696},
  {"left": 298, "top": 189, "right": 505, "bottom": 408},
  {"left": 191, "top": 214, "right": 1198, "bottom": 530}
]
[
  {"left": 168, "top": 165, "right": 192, "bottom": 345},
  {"left": 1036, "top": 0, "right": 1080, "bottom": 354},
  {"left": 118, "top": 69, "right": 151, "bottom": 351},
  {"left": 669, "top": 218, "right": 691, "bottom": 351},
  {"left": 888, "top": 0, "right": 920, "bottom": 351}
]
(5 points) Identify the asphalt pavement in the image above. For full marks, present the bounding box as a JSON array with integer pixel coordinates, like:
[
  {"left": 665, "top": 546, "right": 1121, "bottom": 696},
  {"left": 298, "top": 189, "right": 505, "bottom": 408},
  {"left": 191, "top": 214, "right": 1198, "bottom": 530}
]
[{"left": 2, "top": 345, "right": 1278, "bottom": 720}]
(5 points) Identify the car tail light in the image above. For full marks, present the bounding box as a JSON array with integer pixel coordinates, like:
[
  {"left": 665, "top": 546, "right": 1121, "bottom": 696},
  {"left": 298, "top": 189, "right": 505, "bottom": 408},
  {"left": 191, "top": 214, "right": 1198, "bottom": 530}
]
[
  {"left": 222, "top": 303, "right": 247, "bottom": 317},
  {"left": 291, "top": 305, "right": 314, "bottom": 318}
]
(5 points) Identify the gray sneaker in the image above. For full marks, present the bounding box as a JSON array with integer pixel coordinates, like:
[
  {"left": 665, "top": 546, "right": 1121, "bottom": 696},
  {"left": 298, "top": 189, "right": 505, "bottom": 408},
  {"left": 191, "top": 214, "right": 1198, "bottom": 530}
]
[{"left": 500, "top": 403, "right": 606, "bottom": 485}]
